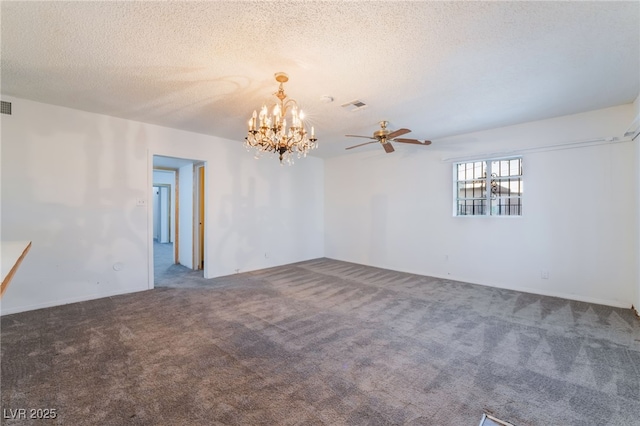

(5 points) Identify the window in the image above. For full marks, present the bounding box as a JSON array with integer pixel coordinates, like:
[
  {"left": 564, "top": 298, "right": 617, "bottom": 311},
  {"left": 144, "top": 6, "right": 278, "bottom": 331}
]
[{"left": 455, "top": 157, "right": 522, "bottom": 216}]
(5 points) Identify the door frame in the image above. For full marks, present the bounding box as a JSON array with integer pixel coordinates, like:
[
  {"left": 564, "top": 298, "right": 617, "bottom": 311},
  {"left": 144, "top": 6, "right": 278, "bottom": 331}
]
[
  {"left": 148, "top": 154, "right": 207, "bottom": 289},
  {"left": 193, "top": 162, "right": 206, "bottom": 271}
]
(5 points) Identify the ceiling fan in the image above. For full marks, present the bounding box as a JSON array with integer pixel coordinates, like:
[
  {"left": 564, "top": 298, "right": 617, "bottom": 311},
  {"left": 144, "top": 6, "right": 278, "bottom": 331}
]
[{"left": 345, "top": 121, "right": 432, "bottom": 153}]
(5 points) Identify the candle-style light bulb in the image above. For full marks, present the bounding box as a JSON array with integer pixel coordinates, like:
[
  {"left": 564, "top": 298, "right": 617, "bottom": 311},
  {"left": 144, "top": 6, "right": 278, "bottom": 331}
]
[
  {"left": 250, "top": 110, "right": 257, "bottom": 131},
  {"left": 259, "top": 105, "right": 267, "bottom": 127},
  {"left": 273, "top": 104, "right": 281, "bottom": 127}
]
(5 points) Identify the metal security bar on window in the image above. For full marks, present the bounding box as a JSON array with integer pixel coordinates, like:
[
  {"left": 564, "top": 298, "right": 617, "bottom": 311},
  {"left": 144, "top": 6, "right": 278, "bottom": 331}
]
[{"left": 455, "top": 157, "right": 522, "bottom": 216}]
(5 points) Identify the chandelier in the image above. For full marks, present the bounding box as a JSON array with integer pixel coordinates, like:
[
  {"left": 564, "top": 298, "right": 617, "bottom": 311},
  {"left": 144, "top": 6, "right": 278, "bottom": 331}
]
[{"left": 245, "top": 72, "right": 317, "bottom": 164}]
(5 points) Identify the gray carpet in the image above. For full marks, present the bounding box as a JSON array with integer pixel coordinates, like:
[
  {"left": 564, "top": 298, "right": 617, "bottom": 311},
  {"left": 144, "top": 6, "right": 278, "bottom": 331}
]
[
  {"left": 153, "top": 241, "right": 208, "bottom": 288},
  {"left": 153, "top": 241, "right": 175, "bottom": 281},
  {"left": 1, "top": 258, "right": 639, "bottom": 425}
]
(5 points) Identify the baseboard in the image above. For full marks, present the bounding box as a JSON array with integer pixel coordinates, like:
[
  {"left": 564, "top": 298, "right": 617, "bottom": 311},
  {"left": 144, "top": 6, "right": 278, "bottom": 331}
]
[
  {"left": 460, "top": 276, "right": 630, "bottom": 309},
  {"left": 323, "top": 257, "right": 632, "bottom": 310},
  {"left": 442, "top": 270, "right": 631, "bottom": 309},
  {"left": 0, "top": 288, "right": 150, "bottom": 316}
]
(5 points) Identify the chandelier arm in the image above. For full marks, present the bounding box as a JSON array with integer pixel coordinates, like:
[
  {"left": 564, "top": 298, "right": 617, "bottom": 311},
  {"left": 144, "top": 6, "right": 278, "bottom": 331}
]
[{"left": 282, "top": 98, "right": 298, "bottom": 117}]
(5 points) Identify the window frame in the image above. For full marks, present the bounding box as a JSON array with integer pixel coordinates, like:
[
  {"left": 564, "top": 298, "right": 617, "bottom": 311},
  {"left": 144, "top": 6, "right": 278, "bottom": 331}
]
[{"left": 453, "top": 156, "right": 523, "bottom": 217}]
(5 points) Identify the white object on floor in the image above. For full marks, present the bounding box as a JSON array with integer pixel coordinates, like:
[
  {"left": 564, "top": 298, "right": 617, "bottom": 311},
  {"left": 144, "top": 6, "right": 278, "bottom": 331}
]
[{"left": 479, "top": 413, "right": 516, "bottom": 426}]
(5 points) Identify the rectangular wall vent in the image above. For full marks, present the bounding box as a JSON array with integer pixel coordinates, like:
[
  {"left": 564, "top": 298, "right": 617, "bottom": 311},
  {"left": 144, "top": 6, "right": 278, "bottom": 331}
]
[
  {"left": 1, "top": 101, "right": 12, "bottom": 115},
  {"left": 341, "top": 99, "right": 367, "bottom": 112}
]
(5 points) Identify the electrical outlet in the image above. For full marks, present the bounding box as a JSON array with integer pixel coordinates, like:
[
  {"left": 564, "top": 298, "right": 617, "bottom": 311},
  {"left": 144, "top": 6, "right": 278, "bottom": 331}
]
[
  {"left": 136, "top": 198, "right": 146, "bottom": 207},
  {"left": 541, "top": 270, "right": 549, "bottom": 279}
]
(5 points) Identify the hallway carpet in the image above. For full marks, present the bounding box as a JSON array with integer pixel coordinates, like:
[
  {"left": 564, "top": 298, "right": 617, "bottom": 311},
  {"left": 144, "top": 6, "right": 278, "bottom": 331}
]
[{"left": 1, "top": 258, "right": 639, "bottom": 425}]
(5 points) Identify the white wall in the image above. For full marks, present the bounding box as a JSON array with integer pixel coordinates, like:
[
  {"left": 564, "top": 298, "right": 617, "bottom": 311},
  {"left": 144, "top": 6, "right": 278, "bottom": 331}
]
[
  {"left": 1, "top": 97, "right": 150, "bottom": 313},
  {"left": 1, "top": 96, "right": 325, "bottom": 315},
  {"left": 178, "top": 163, "right": 194, "bottom": 269},
  {"left": 325, "top": 104, "right": 638, "bottom": 308},
  {"left": 158, "top": 186, "right": 170, "bottom": 243}
]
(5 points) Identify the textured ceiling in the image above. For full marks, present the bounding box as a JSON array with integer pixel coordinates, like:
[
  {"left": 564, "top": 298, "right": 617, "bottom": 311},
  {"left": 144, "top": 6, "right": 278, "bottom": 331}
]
[{"left": 1, "top": 1, "right": 639, "bottom": 157}]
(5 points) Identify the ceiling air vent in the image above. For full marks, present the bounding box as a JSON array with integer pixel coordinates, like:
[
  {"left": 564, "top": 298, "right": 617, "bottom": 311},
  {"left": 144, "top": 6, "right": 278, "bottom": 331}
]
[
  {"left": 1, "top": 101, "right": 11, "bottom": 115},
  {"left": 341, "top": 99, "right": 367, "bottom": 112}
]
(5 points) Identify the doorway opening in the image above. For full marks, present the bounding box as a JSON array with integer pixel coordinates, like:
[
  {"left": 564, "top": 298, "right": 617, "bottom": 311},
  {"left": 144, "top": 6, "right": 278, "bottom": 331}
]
[{"left": 151, "top": 155, "right": 206, "bottom": 287}]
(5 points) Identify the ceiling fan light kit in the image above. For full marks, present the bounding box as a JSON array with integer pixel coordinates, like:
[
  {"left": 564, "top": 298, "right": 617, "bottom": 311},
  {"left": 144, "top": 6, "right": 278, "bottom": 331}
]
[
  {"left": 245, "top": 72, "right": 318, "bottom": 165},
  {"left": 345, "top": 121, "right": 432, "bottom": 153}
]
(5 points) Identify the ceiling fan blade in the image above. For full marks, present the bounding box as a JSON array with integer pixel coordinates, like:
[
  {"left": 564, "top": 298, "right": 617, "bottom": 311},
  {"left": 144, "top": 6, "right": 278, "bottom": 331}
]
[
  {"left": 394, "top": 138, "right": 432, "bottom": 146},
  {"left": 345, "top": 140, "right": 378, "bottom": 150},
  {"left": 382, "top": 142, "right": 395, "bottom": 153},
  {"left": 345, "top": 134, "right": 376, "bottom": 139},
  {"left": 386, "top": 128, "right": 411, "bottom": 139}
]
